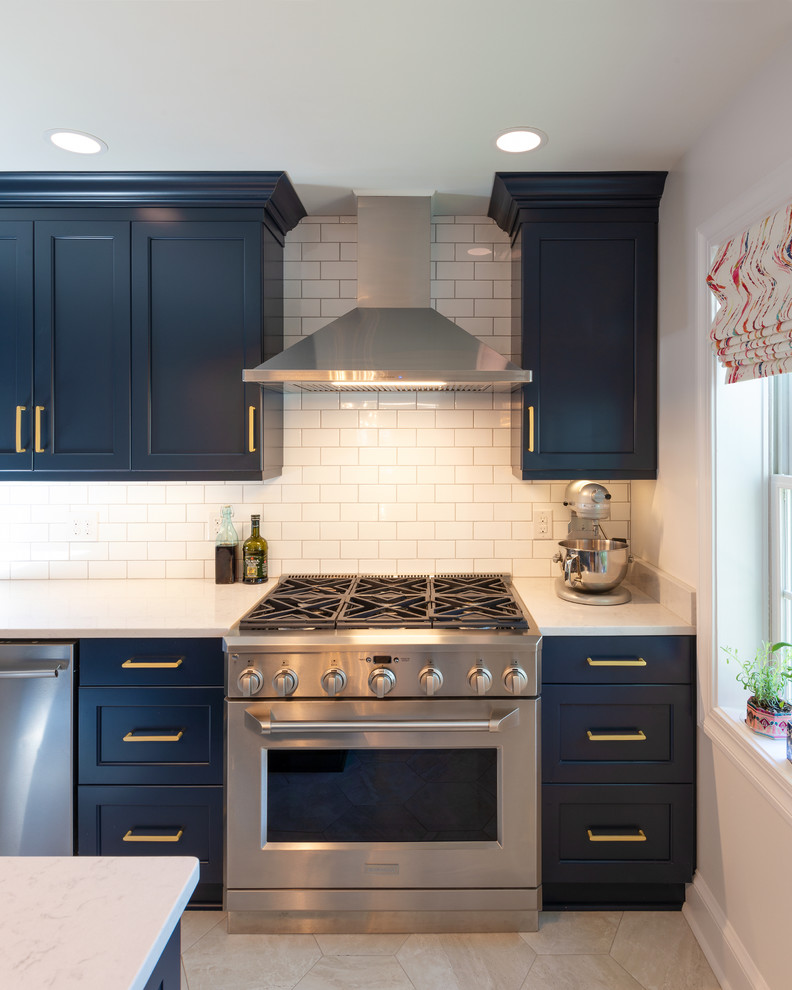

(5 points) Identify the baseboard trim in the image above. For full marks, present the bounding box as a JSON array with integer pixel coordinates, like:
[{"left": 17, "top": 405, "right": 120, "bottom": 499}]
[{"left": 683, "top": 873, "right": 771, "bottom": 990}]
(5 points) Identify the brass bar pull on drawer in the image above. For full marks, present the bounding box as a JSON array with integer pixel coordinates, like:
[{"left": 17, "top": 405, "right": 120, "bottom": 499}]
[
  {"left": 122, "top": 655, "right": 185, "bottom": 669},
  {"left": 587, "top": 828, "right": 647, "bottom": 843},
  {"left": 587, "top": 657, "right": 646, "bottom": 667},
  {"left": 587, "top": 730, "right": 647, "bottom": 742},
  {"left": 123, "top": 828, "right": 184, "bottom": 843},
  {"left": 248, "top": 404, "right": 256, "bottom": 453},
  {"left": 34, "top": 405, "right": 45, "bottom": 453},
  {"left": 123, "top": 730, "right": 184, "bottom": 743},
  {"left": 15, "top": 405, "right": 26, "bottom": 453}
]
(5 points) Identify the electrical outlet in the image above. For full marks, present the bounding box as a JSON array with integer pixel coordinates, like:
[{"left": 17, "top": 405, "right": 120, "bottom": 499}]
[
  {"left": 69, "top": 513, "right": 98, "bottom": 541},
  {"left": 536, "top": 511, "right": 551, "bottom": 537}
]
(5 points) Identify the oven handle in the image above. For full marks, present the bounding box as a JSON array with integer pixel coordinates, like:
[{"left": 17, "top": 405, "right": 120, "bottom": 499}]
[{"left": 244, "top": 707, "right": 520, "bottom": 735}]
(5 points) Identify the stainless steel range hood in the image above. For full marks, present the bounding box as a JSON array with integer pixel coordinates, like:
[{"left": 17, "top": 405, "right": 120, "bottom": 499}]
[{"left": 243, "top": 196, "right": 532, "bottom": 392}]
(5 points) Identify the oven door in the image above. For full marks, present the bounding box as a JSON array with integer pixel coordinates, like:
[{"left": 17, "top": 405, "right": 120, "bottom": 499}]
[{"left": 225, "top": 698, "right": 539, "bottom": 892}]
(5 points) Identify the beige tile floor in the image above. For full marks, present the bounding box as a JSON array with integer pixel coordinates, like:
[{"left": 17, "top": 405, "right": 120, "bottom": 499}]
[{"left": 179, "top": 910, "right": 722, "bottom": 990}]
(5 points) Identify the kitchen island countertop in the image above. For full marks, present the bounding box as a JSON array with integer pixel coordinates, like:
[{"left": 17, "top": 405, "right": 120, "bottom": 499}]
[
  {"left": 0, "top": 855, "right": 198, "bottom": 990},
  {"left": 0, "top": 575, "right": 693, "bottom": 638}
]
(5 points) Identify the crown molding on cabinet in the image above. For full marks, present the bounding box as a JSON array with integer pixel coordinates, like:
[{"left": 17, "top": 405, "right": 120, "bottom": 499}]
[{"left": 0, "top": 171, "right": 307, "bottom": 242}]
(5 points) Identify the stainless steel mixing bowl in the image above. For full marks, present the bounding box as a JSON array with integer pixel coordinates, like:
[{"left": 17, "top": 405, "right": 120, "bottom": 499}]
[{"left": 554, "top": 538, "right": 631, "bottom": 593}]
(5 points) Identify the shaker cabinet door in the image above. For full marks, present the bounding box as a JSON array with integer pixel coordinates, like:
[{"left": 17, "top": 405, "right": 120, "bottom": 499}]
[
  {"left": 32, "top": 221, "right": 131, "bottom": 471},
  {"left": 130, "top": 221, "right": 264, "bottom": 476},
  {"left": 0, "top": 222, "right": 33, "bottom": 471},
  {"left": 516, "top": 221, "right": 657, "bottom": 479}
]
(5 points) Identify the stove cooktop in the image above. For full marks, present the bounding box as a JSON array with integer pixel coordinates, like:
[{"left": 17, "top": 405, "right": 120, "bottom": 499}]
[{"left": 238, "top": 573, "right": 529, "bottom": 632}]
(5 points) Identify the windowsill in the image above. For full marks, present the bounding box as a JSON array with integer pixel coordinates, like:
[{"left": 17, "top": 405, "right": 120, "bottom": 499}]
[{"left": 702, "top": 706, "right": 792, "bottom": 826}]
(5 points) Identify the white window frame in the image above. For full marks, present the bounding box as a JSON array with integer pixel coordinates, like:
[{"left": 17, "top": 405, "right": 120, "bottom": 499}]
[
  {"left": 696, "top": 169, "right": 792, "bottom": 826},
  {"left": 770, "top": 474, "right": 792, "bottom": 658}
]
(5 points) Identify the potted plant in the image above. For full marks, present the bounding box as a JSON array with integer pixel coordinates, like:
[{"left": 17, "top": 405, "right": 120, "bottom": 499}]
[{"left": 722, "top": 641, "right": 792, "bottom": 743}]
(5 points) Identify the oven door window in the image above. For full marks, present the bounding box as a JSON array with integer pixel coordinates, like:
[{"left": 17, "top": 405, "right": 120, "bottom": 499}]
[{"left": 266, "top": 748, "right": 497, "bottom": 842}]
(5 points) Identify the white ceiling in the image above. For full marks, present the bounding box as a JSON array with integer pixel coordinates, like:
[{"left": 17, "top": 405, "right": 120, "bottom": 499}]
[{"left": 4, "top": 0, "right": 792, "bottom": 215}]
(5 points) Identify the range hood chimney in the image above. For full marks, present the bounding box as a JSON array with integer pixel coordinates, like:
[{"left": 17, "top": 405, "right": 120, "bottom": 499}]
[{"left": 243, "top": 195, "right": 532, "bottom": 392}]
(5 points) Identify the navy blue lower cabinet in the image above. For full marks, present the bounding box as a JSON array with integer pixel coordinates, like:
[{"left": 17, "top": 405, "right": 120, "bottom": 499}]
[
  {"left": 542, "top": 683, "right": 695, "bottom": 784},
  {"left": 78, "top": 687, "right": 223, "bottom": 786},
  {"left": 77, "top": 786, "right": 222, "bottom": 906},
  {"left": 541, "top": 634, "right": 696, "bottom": 909},
  {"left": 543, "top": 783, "right": 695, "bottom": 885},
  {"left": 143, "top": 924, "right": 181, "bottom": 990}
]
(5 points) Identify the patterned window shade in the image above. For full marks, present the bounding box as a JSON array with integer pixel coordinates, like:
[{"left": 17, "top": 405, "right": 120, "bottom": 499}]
[{"left": 706, "top": 202, "right": 792, "bottom": 383}]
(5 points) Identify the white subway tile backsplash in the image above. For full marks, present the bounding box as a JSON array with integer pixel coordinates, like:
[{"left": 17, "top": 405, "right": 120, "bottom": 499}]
[{"left": 0, "top": 214, "right": 631, "bottom": 580}]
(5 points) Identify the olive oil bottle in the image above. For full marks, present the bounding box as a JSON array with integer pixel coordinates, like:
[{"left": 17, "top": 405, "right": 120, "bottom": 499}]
[{"left": 242, "top": 514, "right": 268, "bottom": 583}]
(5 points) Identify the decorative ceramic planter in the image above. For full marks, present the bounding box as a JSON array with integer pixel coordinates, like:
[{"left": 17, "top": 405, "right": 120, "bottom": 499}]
[{"left": 746, "top": 697, "right": 792, "bottom": 738}]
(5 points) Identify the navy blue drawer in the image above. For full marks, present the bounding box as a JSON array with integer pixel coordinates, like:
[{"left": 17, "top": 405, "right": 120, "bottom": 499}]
[
  {"left": 543, "top": 684, "right": 695, "bottom": 783},
  {"left": 77, "top": 785, "right": 222, "bottom": 905},
  {"left": 79, "top": 687, "right": 223, "bottom": 785},
  {"left": 542, "top": 783, "right": 695, "bottom": 885},
  {"left": 542, "top": 636, "right": 694, "bottom": 685},
  {"left": 79, "top": 637, "right": 223, "bottom": 687}
]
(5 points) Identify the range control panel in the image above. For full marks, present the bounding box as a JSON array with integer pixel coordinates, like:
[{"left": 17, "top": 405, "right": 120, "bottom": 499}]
[{"left": 226, "top": 650, "right": 538, "bottom": 700}]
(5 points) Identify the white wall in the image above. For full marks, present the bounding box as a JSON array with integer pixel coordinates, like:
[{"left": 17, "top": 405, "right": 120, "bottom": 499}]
[
  {"left": 631, "top": 35, "right": 792, "bottom": 990},
  {"left": 0, "top": 215, "right": 631, "bottom": 580}
]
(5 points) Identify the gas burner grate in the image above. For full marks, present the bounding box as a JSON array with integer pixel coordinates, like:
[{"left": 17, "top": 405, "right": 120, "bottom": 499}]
[{"left": 238, "top": 572, "right": 528, "bottom": 631}]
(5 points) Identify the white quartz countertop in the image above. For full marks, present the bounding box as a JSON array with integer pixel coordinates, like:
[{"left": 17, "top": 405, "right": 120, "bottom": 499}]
[
  {"left": 512, "top": 578, "right": 695, "bottom": 636},
  {"left": 0, "top": 578, "right": 274, "bottom": 637},
  {"left": 0, "top": 855, "right": 198, "bottom": 989},
  {"left": 0, "top": 575, "right": 694, "bottom": 638}
]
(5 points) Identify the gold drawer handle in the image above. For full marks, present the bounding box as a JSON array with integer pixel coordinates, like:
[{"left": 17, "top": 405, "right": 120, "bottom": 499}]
[
  {"left": 527, "top": 405, "right": 535, "bottom": 453},
  {"left": 587, "top": 828, "right": 647, "bottom": 843},
  {"left": 123, "top": 829, "right": 184, "bottom": 843},
  {"left": 248, "top": 404, "right": 257, "bottom": 453},
  {"left": 123, "top": 730, "right": 184, "bottom": 743},
  {"left": 587, "top": 730, "right": 647, "bottom": 742},
  {"left": 122, "top": 656, "right": 184, "bottom": 669},
  {"left": 587, "top": 657, "right": 646, "bottom": 667},
  {"left": 15, "top": 405, "right": 27, "bottom": 453}
]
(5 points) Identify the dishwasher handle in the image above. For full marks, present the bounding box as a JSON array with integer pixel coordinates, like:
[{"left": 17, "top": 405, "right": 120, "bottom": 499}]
[{"left": 0, "top": 660, "right": 69, "bottom": 679}]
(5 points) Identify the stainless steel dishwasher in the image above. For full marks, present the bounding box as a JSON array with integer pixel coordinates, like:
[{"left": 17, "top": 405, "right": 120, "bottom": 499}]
[{"left": 0, "top": 641, "right": 75, "bottom": 855}]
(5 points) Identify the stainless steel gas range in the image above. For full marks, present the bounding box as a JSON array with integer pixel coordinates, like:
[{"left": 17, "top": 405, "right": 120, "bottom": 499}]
[{"left": 223, "top": 573, "right": 542, "bottom": 934}]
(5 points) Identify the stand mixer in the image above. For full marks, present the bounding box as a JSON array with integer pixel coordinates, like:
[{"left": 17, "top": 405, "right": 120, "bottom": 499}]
[{"left": 553, "top": 481, "right": 632, "bottom": 605}]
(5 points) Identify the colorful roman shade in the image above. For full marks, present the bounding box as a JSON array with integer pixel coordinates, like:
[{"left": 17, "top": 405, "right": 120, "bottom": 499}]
[{"left": 706, "top": 202, "right": 792, "bottom": 383}]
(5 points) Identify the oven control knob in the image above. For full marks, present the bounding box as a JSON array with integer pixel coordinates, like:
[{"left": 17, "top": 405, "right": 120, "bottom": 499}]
[
  {"left": 273, "top": 668, "right": 299, "bottom": 697},
  {"left": 503, "top": 665, "right": 529, "bottom": 695},
  {"left": 467, "top": 665, "right": 493, "bottom": 696},
  {"left": 321, "top": 667, "right": 347, "bottom": 697},
  {"left": 368, "top": 666, "right": 396, "bottom": 698},
  {"left": 238, "top": 667, "right": 264, "bottom": 697},
  {"left": 419, "top": 665, "right": 444, "bottom": 697}
]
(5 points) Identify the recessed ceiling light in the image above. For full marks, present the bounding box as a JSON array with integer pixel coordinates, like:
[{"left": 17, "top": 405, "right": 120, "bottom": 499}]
[
  {"left": 495, "top": 127, "right": 547, "bottom": 153},
  {"left": 44, "top": 129, "right": 108, "bottom": 155}
]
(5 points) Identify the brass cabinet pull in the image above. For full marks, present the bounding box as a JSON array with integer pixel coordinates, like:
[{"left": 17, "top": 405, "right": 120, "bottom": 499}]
[
  {"left": 248, "top": 404, "right": 256, "bottom": 453},
  {"left": 587, "top": 828, "right": 646, "bottom": 843},
  {"left": 15, "top": 405, "right": 27, "bottom": 452},
  {"left": 587, "top": 657, "right": 647, "bottom": 667},
  {"left": 34, "top": 405, "right": 45, "bottom": 453},
  {"left": 123, "top": 828, "right": 183, "bottom": 843},
  {"left": 122, "top": 655, "right": 184, "bottom": 669},
  {"left": 587, "top": 730, "right": 647, "bottom": 742},
  {"left": 527, "top": 405, "right": 535, "bottom": 453},
  {"left": 123, "top": 730, "right": 184, "bottom": 743}
]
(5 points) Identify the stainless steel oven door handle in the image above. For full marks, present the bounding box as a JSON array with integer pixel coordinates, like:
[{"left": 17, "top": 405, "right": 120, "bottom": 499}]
[
  {"left": 244, "top": 707, "right": 520, "bottom": 735},
  {"left": 0, "top": 661, "right": 68, "bottom": 678}
]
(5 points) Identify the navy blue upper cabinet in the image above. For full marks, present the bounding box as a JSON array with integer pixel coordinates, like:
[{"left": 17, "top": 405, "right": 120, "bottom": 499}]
[
  {"left": 0, "top": 172, "right": 305, "bottom": 481},
  {"left": 35, "top": 221, "right": 131, "bottom": 472},
  {"left": 0, "top": 222, "right": 33, "bottom": 471},
  {"left": 131, "top": 221, "right": 265, "bottom": 476},
  {"left": 488, "top": 172, "right": 667, "bottom": 480}
]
